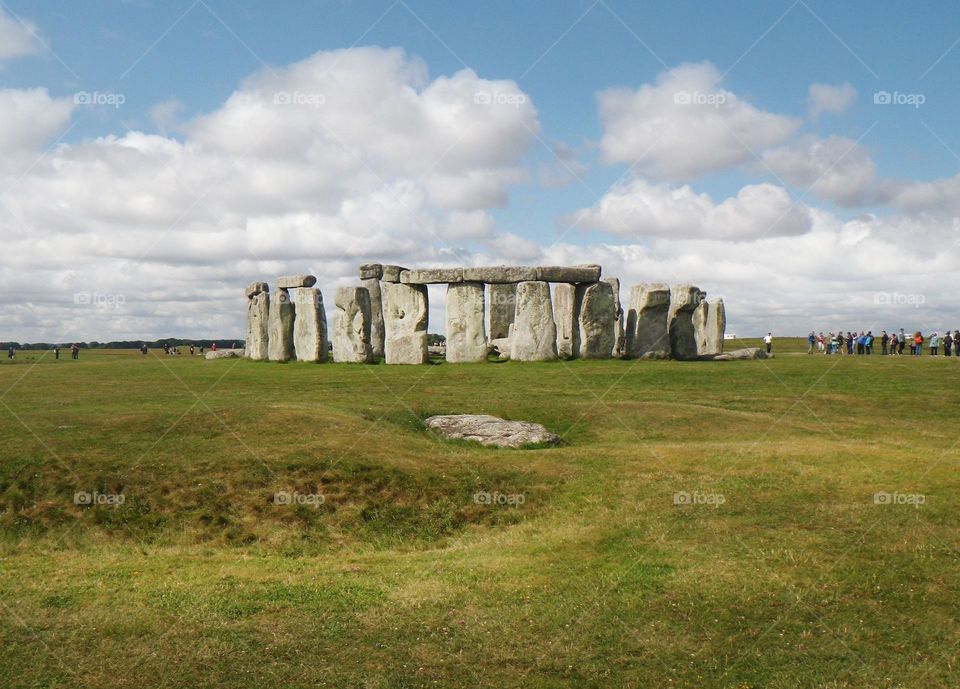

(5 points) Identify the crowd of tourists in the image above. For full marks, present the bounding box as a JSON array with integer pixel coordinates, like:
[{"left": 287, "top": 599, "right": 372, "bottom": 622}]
[{"left": 807, "top": 329, "right": 960, "bottom": 356}]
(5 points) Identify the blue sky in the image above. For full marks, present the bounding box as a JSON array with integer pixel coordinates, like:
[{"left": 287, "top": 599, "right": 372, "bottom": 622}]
[{"left": 1, "top": 1, "right": 959, "bottom": 339}]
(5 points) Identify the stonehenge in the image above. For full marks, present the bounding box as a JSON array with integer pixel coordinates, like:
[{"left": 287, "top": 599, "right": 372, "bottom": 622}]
[
  {"left": 243, "top": 264, "right": 726, "bottom": 365},
  {"left": 332, "top": 286, "right": 373, "bottom": 363}
]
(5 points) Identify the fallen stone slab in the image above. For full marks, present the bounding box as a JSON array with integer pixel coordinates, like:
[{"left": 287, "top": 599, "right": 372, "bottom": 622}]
[
  {"left": 359, "top": 263, "right": 383, "bottom": 280},
  {"left": 489, "top": 337, "right": 511, "bottom": 359},
  {"left": 245, "top": 281, "right": 269, "bottom": 298},
  {"left": 536, "top": 265, "right": 601, "bottom": 283},
  {"left": 463, "top": 266, "right": 538, "bottom": 283},
  {"left": 708, "top": 347, "right": 771, "bottom": 361},
  {"left": 400, "top": 268, "right": 464, "bottom": 284},
  {"left": 425, "top": 414, "right": 560, "bottom": 448},
  {"left": 381, "top": 265, "right": 409, "bottom": 283},
  {"left": 276, "top": 274, "right": 317, "bottom": 289},
  {"left": 205, "top": 349, "right": 244, "bottom": 360}
]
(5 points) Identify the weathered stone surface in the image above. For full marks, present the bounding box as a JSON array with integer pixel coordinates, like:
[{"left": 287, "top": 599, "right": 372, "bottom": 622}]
[
  {"left": 668, "top": 284, "right": 702, "bottom": 361},
  {"left": 537, "top": 265, "right": 601, "bottom": 283},
  {"left": 245, "top": 281, "right": 269, "bottom": 298},
  {"left": 577, "top": 281, "right": 615, "bottom": 359},
  {"left": 205, "top": 349, "right": 244, "bottom": 360},
  {"left": 445, "top": 282, "right": 487, "bottom": 363},
  {"left": 267, "top": 288, "right": 296, "bottom": 362},
  {"left": 245, "top": 291, "right": 270, "bottom": 360},
  {"left": 604, "top": 277, "right": 625, "bottom": 358},
  {"left": 276, "top": 274, "right": 317, "bottom": 289},
  {"left": 400, "top": 268, "right": 464, "bottom": 285},
  {"left": 290, "top": 287, "right": 328, "bottom": 362},
  {"left": 381, "top": 265, "right": 408, "bottom": 283},
  {"left": 361, "top": 277, "right": 385, "bottom": 358},
  {"left": 511, "top": 281, "right": 558, "bottom": 361},
  {"left": 692, "top": 298, "right": 710, "bottom": 356},
  {"left": 359, "top": 263, "right": 383, "bottom": 280},
  {"left": 489, "top": 337, "right": 511, "bottom": 359},
  {"left": 332, "top": 286, "right": 372, "bottom": 363},
  {"left": 425, "top": 414, "right": 560, "bottom": 448},
  {"left": 705, "top": 299, "right": 725, "bottom": 356},
  {"left": 381, "top": 282, "right": 429, "bottom": 364},
  {"left": 487, "top": 283, "right": 517, "bottom": 340},
  {"left": 625, "top": 283, "right": 671, "bottom": 359},
  {"left": 552, "top": 283, "right": 579, "bottom": 360},
  {"left": 463, "top": 266, "right": 537, "bottom": 283},
  {"left": 710, "top": 347, "right": 769, "bottom": 361}
]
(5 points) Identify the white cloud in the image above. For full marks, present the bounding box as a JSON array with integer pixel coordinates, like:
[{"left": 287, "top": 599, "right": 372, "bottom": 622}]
[
  {"left": 0, "top": 8, "right": 41, "bottom": 63},
  {"left": 597, "top": 62, "right": 799, "bottom": 180},
  {"left": 761, "top": 135, "right": 876, "bottom": 206},
  {"left": 807, "top": 82, "right": 857, "bottom": 118},
  {"left": 566, "top": 178, "right": 811, "bottom": 241},
  {"left": 0, "top": 88, "right": 73, "bottom": 155}
]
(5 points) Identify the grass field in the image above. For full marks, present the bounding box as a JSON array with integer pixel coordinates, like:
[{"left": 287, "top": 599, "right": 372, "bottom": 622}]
[{"left": 1, "top": 340, "right": 958, "bottom": 688}]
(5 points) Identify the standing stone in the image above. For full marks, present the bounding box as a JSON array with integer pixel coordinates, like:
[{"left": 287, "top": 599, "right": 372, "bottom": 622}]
[
  {"left": 705, "top": 299, "right": 726, "bottom": 355},
  {"left": 668, "top": 284, "right": 702, "bottom": 361},
  {"left": 552, "top": 283, "right": 579, "bottom": 360},
  {"left": 511, "top": 281, "right": 558, "bottom": 362},
  {"left": 381, "top": 282, "right": 429, "bottom": 364},
  {"left": 361, "top": 277, "right": 385, "bottom": 358},
  {"left": 290, "top": 287, "right": 328, "bottom": 362},
  {"left": 577, "top": 282, "right": 615, "bottom": 359},
  {"left": 245, "top": 290, "right": 270, "bottom": 360},
  {"left": 332, "top": 286, "right": 373, "bottom": 363},
  {"left": 625, "top": 283, "right": 671, "bottom": 359},
  {"left": 445, "top": 282, "right": 487, "bottom": 363},
  {"left": 381, "top": 265, "right": 408, "bottom": 283},
  {"left": 487, "top": 283, "right": 517, "bottom": 340},
  {"left": 692, "top": 297, "right": 710, "bottom": 356},
  {"left": 267, "top": 288, "right": 296, "bottom": 362},
  {"left": 604, "top": 277, "right": 625, "bottom": 358}
]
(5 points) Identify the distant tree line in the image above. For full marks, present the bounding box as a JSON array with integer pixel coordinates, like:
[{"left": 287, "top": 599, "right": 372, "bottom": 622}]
[{"left": 0, "top": 339, "right": 243, "bottom": 351}]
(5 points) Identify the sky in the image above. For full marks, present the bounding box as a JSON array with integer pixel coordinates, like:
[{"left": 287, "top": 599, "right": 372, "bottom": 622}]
[{"left": 1, "top": 0, "right": 959, "bottom": 341}]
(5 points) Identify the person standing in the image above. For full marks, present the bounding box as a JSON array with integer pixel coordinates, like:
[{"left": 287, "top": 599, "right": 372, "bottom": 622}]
[
  {"left": 53, "top": 345, "right": 60, "bottom": 360},
  {"left": 70, "top": 343, "right": 79, "bottom": 360},
  {"left": 889, "top": 332, "right": 898, "bottom": 355},
  {"left": 837, "top": 331, "right": 845, "bottom": 355},
  {"left": 807, "top": 332, "right": 815, "bottom": 354},
  {"left": 955, "top": 331, "right": 960, "bottom": 357},
  {"left": 7, "top": 345, "right": 15, "bottom": 361},
  {"left": 914, "top": 332, "right": 923, "bottom": 356},
  {"left": 881, "top": 330, "right": 889, "bottom": 355},
  {"left": 945, "top": 332, "right": 953, "bottom": 357},
  {"left": 930, "top": 332, "right": 940, "bottom": 356},
  {"left": 898, "top": 329, "right": 907, "bottom": 355},
  {"left": 763, "top": 332, "right": 773, "bottom": 354}
]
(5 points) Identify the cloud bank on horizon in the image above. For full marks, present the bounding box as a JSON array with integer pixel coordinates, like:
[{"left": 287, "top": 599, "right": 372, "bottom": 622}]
[{"left": 0, "top": 4, "right": 957, "bottom": 342}]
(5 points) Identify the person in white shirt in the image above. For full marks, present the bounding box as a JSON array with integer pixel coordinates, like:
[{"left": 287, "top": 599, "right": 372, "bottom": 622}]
[{"left": 763, "top": 332, "right": 773, "bottom": 354}]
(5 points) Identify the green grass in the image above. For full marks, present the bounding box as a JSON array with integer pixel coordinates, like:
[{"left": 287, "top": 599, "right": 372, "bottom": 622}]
[{"left": 0, "top": 342, "right": 958, "bottom": 688}]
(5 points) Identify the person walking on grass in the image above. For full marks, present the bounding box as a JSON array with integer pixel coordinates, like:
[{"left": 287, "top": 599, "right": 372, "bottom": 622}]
[
  {"left": 763, "top": 332, "right": 773, "bottom": 354},
  {"left": 930, "top": 332, "right": 940, "bottom": 356}
]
